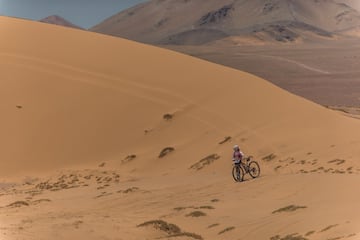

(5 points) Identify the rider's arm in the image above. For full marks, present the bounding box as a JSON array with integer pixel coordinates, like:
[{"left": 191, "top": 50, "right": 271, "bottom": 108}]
[{"left": 240, "top": 151, "right": 244, "bottom": 160}]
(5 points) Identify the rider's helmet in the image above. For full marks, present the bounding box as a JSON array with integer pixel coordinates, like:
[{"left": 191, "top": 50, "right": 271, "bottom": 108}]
[{"left": 233, "top": 145, "right": 240, "bottom": 151}]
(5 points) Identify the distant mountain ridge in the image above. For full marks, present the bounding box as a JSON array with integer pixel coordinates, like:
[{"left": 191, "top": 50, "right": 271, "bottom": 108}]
[
  {"left": 40, "top": 15, "right": 82, "bottom": 29},
  {"left": 91, "top": 0, "right": 360, "bottom": 45}
]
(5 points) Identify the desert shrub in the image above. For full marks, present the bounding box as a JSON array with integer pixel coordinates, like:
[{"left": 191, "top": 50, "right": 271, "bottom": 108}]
[{"left": 163, "top": 113, "right": 173, "bottom": 120}]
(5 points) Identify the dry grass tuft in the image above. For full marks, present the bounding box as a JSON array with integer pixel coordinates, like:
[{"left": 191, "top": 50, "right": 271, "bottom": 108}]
[
  {"left": 137, "top": 220, "right": 203, "bottom": 239},
  {"left": 186, "top": 211, "right": 207, "bottom": 217},
  {"left": 328, "top": 159, "right": 346, "bottom": 165},
  {"left": 274, "top": 165, "right": 282, "bottom": 171},
  {"left": 98, "top": 162, "right": 106, "bottom": 167},
  {"left": 174, "top": 205, "right": 214, "bottom": 212},
  {"left": 326, "top": 237, "right": 344, "bottom": 240},
  {"left": 190, "top": 154, "right": 220, "bottom": 170},
  {"left": 122, "top": 154, "right": 136, "bottom": 163},
  {"left": 263, "top": 153, "right": 277, "bottom": 161},
  {"left": 199, "top": 205, "right": 215, "bottom": 209},
  {"left": 320, "top": 224, "right": 339, "bottom": 232},
  {"left": 208, "top": 223, "right": 219, "bottom": 228},
  {"left": 272, "top": 205, "right": 307, "bottom": 214},
  {"left": 7, "top": 201, "right": 29, "bottom": 208},
  {"left": 159, "top": 147, "right": 175, "bottom": 158},
  {"left": 138, "top": 220, "right": 181, "bottom": 235},
  {"left": 122, "top": 187, "right": 139, "bottom": 194},
  {"left": 32, "top": 199, "right": 51, "bottom": 205},
  {"left": 169, "top": 232, "right": 203, "bottom": 239},
  {"left": 271, "top": 233, "right": 308, "bottom": 240},
  {"left": 218, "top": 226, "right": 235, "bottom": 235},
  {"left": 174, "top": 207, "right": 187, "bottom": 211},
  {"left": 163, "top": 113, "right": 173, "bottom": 121},
  {"left": 219, "top": 136, "right": 232, "bottom": 144}
]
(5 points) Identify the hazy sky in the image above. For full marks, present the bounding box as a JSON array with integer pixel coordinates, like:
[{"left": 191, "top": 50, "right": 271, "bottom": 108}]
[{"left": 0, "top": 0, "right": 148, "bottom": 29}]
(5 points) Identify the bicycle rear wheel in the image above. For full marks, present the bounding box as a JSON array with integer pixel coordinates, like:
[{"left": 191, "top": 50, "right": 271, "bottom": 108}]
[
  {"left": 232, "top": 165, "right": 244, "bottom": 182},
  {"left": 248, "top": 161, "right": 260, "bottom": 178}
]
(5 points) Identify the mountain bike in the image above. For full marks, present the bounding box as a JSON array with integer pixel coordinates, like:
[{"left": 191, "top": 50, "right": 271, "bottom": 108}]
[{"left": 232, "top": 156, "right": 260, "bottom": 182}]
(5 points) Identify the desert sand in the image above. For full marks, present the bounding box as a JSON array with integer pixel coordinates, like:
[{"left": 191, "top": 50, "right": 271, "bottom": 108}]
[{"left": 2, "top": 16, "right": 360, "bottom": 239}]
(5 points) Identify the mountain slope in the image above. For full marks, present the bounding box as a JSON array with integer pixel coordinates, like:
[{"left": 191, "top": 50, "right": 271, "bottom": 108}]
[
  {"left": 336, "top": 0, "right": 360, "bottom": 11},
  {"left": 40, "top": 15, "right": 82, "bottom": 29},
  {"left": 91, "top": 0, "right": 360, "bottom": 44}
]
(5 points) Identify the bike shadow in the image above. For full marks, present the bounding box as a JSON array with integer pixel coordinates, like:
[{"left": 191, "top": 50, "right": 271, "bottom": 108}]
[{"left": 238, "top": 176, "right": 261, "bottom": 183}]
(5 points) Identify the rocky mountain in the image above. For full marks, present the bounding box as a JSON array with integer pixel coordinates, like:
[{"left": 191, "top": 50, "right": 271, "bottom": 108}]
[
  {"left": 336, "top": 0, "right": 360, "bottom": 11},
  {"left": 91, "top": 0, "right": 360, "bottom": 45},
  {"left": 40, "top": 15, "right": 83, "bottom": 29}
]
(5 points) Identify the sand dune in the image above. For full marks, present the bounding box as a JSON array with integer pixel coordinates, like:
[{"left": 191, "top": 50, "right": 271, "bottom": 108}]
[{"left": 2, "top": 16, "right": 360, "bottom": 239}]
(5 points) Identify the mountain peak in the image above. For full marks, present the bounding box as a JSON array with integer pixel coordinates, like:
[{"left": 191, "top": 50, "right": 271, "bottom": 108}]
[{"left": 40, "top": 15, "right": 82, "bottom": 29}]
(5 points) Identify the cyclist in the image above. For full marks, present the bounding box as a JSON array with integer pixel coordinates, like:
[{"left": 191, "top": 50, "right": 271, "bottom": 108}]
[{"left": 232, "top": 145, "right": 244, "bottom": 165}]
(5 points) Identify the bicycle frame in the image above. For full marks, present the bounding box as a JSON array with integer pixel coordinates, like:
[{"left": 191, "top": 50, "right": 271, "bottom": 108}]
[
  {"left": 234, "top": 157, "right": 251, "bottom": 173},
  {"left": 232, "top": 156, "right": 259, "bottom": 182}
]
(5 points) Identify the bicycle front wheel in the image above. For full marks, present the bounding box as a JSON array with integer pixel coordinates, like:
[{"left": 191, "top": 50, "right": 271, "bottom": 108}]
[
  {"left": 232, "top": 165, "right": 244, "bottom": 182},
  {"left": 248, "top": 161, "right": 260, "bottom": 178}
]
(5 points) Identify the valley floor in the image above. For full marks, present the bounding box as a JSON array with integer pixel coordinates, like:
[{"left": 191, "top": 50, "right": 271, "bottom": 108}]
[{"left": 167, "top": 39, "right": 360, "bottom": 107}]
